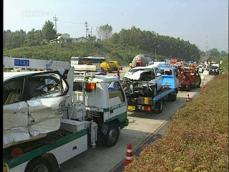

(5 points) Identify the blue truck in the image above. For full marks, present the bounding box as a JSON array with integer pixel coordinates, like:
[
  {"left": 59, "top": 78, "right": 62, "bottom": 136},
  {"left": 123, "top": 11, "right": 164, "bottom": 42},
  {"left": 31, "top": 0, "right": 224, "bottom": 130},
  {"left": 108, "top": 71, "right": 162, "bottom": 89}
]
[{"left": 126, "top": 64, "right": 178, "bottom": 113}]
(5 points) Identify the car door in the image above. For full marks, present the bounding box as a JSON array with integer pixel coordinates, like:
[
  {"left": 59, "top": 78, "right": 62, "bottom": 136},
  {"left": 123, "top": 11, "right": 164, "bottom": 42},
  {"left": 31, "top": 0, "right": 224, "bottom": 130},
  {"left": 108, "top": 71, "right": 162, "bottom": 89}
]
[
  {"left": 3, "top": 76, "right": 29, "bottom": 148},
  {"left": 25, "top": 72, "right": 69, "bottom": 136},
  {"left": 107, "top": 81, "right": 127, "bottom": 120}
]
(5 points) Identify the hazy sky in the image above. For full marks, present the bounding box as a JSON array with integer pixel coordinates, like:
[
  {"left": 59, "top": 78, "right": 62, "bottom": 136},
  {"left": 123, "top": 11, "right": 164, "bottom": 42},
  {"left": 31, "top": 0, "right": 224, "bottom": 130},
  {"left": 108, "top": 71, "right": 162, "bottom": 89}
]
[{"left": 4, "top": 0, "right": 228, "bottom": 52}]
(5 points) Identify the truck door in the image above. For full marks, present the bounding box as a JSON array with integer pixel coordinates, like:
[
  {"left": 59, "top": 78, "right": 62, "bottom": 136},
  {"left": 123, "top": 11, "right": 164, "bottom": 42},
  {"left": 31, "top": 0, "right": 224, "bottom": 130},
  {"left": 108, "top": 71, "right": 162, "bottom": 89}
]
[
  {"left": 107, "top": 81, "right": 127, "bottom": 120},
  {"left": 25, "top": 72, "right": 69, "bottom": 136},
  {"left": 3, "top": 76, "right": 29, "bottom": 147}
]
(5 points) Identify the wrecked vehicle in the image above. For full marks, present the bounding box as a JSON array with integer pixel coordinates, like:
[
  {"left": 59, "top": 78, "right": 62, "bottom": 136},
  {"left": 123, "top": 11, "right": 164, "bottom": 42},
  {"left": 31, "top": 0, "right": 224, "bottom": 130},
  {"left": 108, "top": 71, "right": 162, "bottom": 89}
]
[
  {"left": 3, "top": 71, "right": 69, "bottom": 148},
  {"left": 126, "top": 64, "right": 178, "bottom": 113},
  {"left": 177, "top": 67, "right": 201, "bottom": 91},
  {"left": 122, "top": 65, "right": 162, "bottom": 98}
]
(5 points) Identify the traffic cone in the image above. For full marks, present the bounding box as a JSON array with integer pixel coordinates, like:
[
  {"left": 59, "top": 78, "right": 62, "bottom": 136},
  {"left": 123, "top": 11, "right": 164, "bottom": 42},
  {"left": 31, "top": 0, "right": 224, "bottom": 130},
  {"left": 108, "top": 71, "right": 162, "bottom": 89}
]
[
  {"left": 123, "top": 144, "right": 133, "bottom": 167},
  {"left": 186, "top": 93, "right": 191, "bottom": 102}
]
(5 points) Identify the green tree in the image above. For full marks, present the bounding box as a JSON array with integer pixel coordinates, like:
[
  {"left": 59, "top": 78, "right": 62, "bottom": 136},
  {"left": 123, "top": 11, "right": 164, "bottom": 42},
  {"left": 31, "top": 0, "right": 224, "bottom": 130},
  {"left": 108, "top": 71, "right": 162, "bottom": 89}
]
[
  {"left": 25, "top": 29, "right": 44, "bottom": 46},
  {"left": 42, "top": 20, "right": 57, "bottom": 41},
  {"left": 3, "top": 29, "right": 26, "bottom": 49},
  {"left": 97, "top": 24, "right": 112, "bottom": 40},
  {"left": 207, "top": 48, "right": 220, "bottom": 59}
]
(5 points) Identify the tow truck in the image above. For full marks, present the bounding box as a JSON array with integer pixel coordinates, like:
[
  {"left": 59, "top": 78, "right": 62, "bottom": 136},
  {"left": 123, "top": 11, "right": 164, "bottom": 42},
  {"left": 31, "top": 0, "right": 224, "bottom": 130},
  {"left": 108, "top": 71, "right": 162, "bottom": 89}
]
[
  {"left": 3, "top": 56, "right": 128, "bottom": 172},
  {"left": 123, "top": 64, "right": 178, "bottom": 113}
]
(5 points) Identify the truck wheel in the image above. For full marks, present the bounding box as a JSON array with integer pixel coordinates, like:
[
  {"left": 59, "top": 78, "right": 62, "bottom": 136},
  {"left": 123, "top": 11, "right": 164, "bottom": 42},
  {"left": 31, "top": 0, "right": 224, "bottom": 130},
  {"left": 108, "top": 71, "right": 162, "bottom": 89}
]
[
  {"left": 168, "top": 94, "right": 177, "bottom": 101},
  {"left": 154, "top": 100, "right": 163, "bottom": 114},
  {"left": 105, "top": 126, "right": 120, "bottom": 147},
  {"left": 25, "top": 156, "right": 59, "bottom": 172},
  {"left": 153, "top": 87, "right": 157, "bottom": 97},
  {"left": 186, "top": 85, "right": 191, "bottom": 91}
]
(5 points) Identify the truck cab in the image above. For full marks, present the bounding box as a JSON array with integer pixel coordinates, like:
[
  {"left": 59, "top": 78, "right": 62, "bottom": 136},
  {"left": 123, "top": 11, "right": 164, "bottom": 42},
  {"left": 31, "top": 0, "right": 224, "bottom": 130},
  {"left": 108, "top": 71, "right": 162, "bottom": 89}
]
[{"left": 73, "top": 73, "right": 128, "bottom": 146}]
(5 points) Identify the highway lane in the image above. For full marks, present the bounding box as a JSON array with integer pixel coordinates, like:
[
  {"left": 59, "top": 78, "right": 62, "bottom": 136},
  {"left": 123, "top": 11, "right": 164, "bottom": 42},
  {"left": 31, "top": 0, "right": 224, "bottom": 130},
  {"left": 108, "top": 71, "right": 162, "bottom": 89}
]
[{"left": 61, "top": 74, "right": 214, "bottom": 172}]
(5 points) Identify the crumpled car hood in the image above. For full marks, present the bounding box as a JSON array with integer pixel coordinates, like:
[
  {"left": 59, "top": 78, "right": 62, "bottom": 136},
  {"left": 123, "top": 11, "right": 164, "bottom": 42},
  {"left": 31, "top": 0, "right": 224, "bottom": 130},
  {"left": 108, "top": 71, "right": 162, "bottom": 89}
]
[{"left": 124, "top": 70, "right": 146, "bottom": 80}]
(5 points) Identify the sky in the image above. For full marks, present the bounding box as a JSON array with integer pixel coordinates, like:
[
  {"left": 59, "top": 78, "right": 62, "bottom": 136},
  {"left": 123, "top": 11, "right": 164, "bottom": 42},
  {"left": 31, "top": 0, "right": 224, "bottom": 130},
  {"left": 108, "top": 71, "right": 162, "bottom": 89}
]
[{"left": 4, "top": 0, "right": 228, "bottom": 52}]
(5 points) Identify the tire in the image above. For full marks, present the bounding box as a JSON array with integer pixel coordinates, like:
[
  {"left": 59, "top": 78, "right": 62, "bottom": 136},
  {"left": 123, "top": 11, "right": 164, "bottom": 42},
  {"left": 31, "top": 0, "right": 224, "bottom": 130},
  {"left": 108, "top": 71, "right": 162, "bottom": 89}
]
[
  {"left": 154, "top": 100, "right": 163, "bottom": 114},
  {"left": 25, "top": 156, "right": 59, "bottom": 172},
  {"left": 168, "top": 93, "right": 177, "bottom": 101},
  {"left": 153, "top": 86, "right": 157, "bottom": 97},
  {"left": 186, "top": 85, "right": 191, "bottom": 91},
  {"left": 105, "top": 126, "right": 120, "bottom": 147},
  {"left": 196, "top": 81, "right": 201, "bottom": 88}
]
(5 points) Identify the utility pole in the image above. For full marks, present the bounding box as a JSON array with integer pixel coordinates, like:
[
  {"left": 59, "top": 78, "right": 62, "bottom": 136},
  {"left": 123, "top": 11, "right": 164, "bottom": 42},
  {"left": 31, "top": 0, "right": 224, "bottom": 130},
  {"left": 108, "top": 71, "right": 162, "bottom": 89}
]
[
  {"left": 85, "top": 21, "right": 89, "bottom": 38},
  {"left": 53, "top": 15, "right": 58, "bottom": 32}
]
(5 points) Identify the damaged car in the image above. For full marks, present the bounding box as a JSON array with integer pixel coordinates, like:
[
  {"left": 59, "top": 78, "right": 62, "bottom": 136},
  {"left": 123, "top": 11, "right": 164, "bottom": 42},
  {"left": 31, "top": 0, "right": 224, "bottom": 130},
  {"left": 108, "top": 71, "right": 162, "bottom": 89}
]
[
  {"left": 122, "top": 65, "right": 162, "bottom": 98},
  {"left": 3, "top": 71, "right": 69, "bottom": 148}
]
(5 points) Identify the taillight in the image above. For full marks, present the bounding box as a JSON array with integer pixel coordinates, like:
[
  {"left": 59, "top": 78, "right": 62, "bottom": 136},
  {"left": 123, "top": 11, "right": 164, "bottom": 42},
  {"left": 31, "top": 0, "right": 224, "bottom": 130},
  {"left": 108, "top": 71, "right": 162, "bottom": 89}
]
[
  {"left": 85, "top": 83, "right": 96, "bottom": 92},
  {"left": 142, "top": 105, "right": 151, "bottom": 111}
]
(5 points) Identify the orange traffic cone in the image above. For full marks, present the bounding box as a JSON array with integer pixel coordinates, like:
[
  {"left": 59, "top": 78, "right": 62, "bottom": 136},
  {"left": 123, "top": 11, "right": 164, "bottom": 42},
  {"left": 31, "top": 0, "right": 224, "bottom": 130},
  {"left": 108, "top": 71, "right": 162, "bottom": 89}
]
[
  {"left": 123, "top": 144, "right": 133, "bottom": 167},
  {"left": 186, "top": 93, "right": 191, "bottom": 102}
]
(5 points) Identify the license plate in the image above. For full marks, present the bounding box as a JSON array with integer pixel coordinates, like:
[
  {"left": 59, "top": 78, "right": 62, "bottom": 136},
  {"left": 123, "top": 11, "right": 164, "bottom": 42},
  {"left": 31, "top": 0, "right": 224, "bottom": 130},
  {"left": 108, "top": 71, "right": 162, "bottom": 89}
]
[{"left": 128, "top": 106, "right": 136, "bottom": 111}]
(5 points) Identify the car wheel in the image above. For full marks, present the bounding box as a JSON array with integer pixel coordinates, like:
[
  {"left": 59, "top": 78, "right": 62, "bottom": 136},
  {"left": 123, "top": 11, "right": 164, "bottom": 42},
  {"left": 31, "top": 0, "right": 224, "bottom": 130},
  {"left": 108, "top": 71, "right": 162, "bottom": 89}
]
[{"left": 153, "top": 87, "right": 157, "bottom": 97}]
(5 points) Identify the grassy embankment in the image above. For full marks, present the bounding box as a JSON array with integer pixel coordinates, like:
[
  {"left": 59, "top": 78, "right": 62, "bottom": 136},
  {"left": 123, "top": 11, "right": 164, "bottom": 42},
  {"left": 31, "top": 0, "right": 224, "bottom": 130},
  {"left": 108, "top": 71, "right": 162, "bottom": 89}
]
[
  {"left": 125, "top": 74, "right": 228, "bottom": 172},
  {"left": 3, "top": 42, "right": 149, "bottom": 65}
]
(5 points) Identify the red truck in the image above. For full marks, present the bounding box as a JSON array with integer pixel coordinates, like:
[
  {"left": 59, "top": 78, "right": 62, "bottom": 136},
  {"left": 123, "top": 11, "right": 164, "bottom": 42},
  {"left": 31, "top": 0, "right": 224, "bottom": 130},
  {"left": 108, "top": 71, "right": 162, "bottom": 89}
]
[{"left": 177, "top": 67, "right": 201, "bottom": 91}]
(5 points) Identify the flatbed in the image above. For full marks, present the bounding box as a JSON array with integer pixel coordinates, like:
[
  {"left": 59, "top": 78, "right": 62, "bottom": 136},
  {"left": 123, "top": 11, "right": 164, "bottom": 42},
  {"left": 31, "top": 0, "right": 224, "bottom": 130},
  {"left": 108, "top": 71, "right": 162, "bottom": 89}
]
[{"left": 127, "top": 64, "right": 178, "bottom": 113}]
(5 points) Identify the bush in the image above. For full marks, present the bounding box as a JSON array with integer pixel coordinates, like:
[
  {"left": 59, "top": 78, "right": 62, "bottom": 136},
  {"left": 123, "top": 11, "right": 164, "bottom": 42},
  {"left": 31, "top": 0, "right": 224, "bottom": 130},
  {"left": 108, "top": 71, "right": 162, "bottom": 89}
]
[{"left": 125, "top": 74, "right": 228, "bottom": 172}]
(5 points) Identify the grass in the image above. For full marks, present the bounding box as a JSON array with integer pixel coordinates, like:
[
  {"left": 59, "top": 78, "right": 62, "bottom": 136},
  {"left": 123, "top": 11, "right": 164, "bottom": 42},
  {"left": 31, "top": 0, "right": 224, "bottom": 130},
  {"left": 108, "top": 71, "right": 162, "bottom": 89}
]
[{"left": 125, "top": 74, "right": 228, "bottom": 172}]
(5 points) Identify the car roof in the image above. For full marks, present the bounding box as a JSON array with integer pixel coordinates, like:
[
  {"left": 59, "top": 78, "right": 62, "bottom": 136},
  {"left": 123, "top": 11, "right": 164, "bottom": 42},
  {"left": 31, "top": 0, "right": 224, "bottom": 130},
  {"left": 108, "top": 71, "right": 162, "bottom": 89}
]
[{"left": 4, "top": 71, "right": 45, "bottom": 81}]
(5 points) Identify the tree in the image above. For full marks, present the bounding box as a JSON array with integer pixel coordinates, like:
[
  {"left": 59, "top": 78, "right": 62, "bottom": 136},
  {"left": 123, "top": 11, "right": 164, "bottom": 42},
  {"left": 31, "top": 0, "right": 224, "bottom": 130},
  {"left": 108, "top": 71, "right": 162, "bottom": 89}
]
[
  {"left": 220, "top": 50, "right": 228, "bottom": 57},
  {"left": 3, "top": 29, "right": 26, "bottom": 49},
  {"left": 42, "top": 20, "right": 57, "bottom": 41},
  {"left": 207, "top": 48, "right": 220, "bottom": 58},
  {"left": 25, "top": 29, "right": 44, "bottom": 46},
  {"left": 97, "top": 24, "right": 112, "bottom": 40}
]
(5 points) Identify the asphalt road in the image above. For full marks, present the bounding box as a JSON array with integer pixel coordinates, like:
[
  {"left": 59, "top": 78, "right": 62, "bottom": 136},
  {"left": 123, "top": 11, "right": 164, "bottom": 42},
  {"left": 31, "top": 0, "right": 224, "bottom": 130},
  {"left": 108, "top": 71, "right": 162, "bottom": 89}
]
[{"left": 61, "top": 73, "right": 214, "bottom": 172}]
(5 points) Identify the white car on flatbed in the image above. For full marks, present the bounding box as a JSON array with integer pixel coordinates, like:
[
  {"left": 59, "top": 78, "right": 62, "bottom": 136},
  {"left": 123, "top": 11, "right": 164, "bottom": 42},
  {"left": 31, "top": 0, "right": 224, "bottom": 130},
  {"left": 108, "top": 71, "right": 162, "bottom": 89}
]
[{"left": 123, "top": 64, "right": 163, "bottom": 97}]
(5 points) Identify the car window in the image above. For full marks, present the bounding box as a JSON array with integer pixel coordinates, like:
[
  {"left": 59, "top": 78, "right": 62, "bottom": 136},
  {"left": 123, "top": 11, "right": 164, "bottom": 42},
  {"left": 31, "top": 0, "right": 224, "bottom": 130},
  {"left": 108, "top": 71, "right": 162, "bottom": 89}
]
[
  {"left": 73, "top": 82, "right": 83, "bottom": 91},
  {"left": 154, "top": 67, "right": 160, "bottom": 74},
  {"left": 108, "top": 81, "right": 125, "bottom": 102},
  {"left": 4, "top": 77, "right": 24, "bottom": 105},
  {"left": 140, "top": 71, "right": 155, "bottom": 81},
  {"left": 27, "top": 73, "right": 67, "bottom": 99}
]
